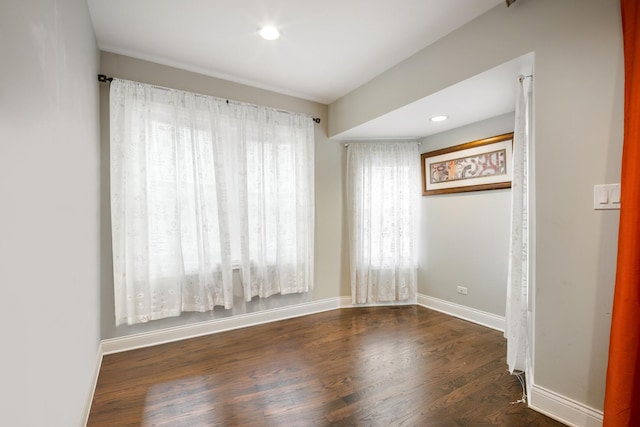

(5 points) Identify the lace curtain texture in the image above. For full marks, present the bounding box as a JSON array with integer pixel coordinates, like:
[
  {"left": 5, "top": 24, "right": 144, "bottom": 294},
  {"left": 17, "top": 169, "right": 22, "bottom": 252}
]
[
  {"left": 110, "top": 79, "right": 314, "bottom": 326},
  {"left": 505, "top": 75, "right": 533, "bottom": 385},
  {"left": 347, "top": 142, "right": 420, "bottom": 304}
]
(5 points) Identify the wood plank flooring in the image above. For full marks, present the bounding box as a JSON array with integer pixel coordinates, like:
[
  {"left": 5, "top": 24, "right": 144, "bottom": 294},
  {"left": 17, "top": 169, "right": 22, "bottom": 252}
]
[{"left": 88, "top": 306, "right": 565, "bottom": 426}]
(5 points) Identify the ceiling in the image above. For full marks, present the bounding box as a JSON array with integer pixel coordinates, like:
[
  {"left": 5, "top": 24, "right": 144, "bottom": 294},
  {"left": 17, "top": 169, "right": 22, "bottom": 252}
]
[
  {"left": 334, "top": 53, "right": 534, "bottom": 140},
  {"left": 87, "top": 0, "right": 529, "bottom": 139}
]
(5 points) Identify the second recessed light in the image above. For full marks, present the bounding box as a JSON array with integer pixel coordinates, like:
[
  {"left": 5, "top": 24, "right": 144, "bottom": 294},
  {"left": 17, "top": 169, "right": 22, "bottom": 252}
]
[
  {"left": 259, "top": 25, "right": 280, "bottom": 40},
  {"left": 430, "top": 115, "right": 449, "bottom": 122}
]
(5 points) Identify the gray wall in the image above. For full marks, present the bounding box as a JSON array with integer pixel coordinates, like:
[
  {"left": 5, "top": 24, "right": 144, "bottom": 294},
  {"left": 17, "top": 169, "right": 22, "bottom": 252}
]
[
  {"left": 0, "top": 1, "right": 101, "bottom": 426},
  {"left": 419, "top": 114, "right": 515, "bottom": 316},
  {"left": 329, "top": 0, "right": 623, "bottom": 411},
  {"left": 99, "top": 52, "right": 344, "bottom": 338}
]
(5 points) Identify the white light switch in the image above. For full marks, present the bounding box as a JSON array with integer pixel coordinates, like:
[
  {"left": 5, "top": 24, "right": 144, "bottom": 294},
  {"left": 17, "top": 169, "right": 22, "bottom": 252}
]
[
  {"left": 611, "top": 188, "right": 621, "bottom": 204},
  {"left": 598, "top": 189, "right": 608, "bottom": 204},
  {"left": 594, "top": 184, "right": 621, "bottom": 210}
]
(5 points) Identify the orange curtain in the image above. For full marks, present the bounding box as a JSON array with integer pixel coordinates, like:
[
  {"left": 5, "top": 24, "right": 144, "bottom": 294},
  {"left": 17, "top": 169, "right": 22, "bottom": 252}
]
[{"left": 603, "top": 1, "right": 640, "bottom": 426}]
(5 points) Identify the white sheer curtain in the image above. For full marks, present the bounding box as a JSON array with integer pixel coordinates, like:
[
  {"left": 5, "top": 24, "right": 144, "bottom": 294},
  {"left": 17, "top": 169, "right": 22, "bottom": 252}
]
[
  {"left": 505, "top": 75, "right": 533, "bottom": 381},
  {"left": 347, "top": 142, "right": 420, "bottom": 304},
  {"left": 232, "top": 105, "right": 315, "bottom": 300},
  {"left": 110, "top": 79, "right": 314, "bottom": 326}
]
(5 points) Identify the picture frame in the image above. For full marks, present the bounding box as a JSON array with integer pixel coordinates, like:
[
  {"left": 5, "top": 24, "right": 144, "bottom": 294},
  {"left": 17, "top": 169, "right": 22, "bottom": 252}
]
[{"left": 421, "top": 133, "right": 514, "bottom": 196}]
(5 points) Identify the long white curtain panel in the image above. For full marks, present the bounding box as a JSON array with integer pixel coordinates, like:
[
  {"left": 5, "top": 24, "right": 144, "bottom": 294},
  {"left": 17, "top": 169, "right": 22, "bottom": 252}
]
[
  {"left": 505, "top": 75, "right": 533, "bottom": 388},
  {"left": 347, "top": 142, "right": 420, "bottom": 304},
  {"left": 110, "top": 79, "right": 314, "bottom": 326}
]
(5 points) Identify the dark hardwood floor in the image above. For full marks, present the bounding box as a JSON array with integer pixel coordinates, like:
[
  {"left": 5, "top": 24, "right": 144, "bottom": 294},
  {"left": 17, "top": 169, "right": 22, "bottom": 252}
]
[{"left": 88, "top": 306, "right": 565, "bottom": 426}]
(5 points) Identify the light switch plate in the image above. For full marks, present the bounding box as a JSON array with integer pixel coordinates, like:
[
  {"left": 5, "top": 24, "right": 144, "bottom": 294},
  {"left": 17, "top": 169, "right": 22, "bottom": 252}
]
[{"left": 594, "top": 184, "right": 621, "bottom": 210}]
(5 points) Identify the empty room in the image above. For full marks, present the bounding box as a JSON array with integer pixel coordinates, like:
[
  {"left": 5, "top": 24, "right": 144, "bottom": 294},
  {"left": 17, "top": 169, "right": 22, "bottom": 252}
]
[{"left": 2, "top": 0, "right": 638, "bottom": 426}]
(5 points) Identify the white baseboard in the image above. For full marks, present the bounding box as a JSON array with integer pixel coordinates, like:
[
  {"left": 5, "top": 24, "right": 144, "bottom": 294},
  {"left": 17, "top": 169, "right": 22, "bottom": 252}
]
[
  {"left": 340, "top": 296, "right": 353, "bottom": 307},
  {"left": 417, "top": 294, "right": 505, "bottom": 332},
  {"left": 530, "top": 384, "right": 603, "bottom": 427},
  {"left": 101, "top": 297, "right": 341, "bottom": 355},
  {"left": 101, "top": 295, "right": 498, "bottom": 354},
  {"left": 338, "top": 296, "right": 418, "bottom": 308},
  {"left": 81, "top": 347, "right": 103, "bottom": 426}
]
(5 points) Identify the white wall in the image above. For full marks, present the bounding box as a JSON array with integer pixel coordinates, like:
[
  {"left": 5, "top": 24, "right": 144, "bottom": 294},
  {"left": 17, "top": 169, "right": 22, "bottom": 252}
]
[
  {"left": 98, "top": 52, "right": 344, "bottom": 339},
  {"left": 0, "top": 1, "right": 101, "bottom": 426},
  {"left": 330, "top": 0, "right": 623, "bottom": 414},
  {"left": 419, "top": 114, "right": 514, "bottom": 316}
]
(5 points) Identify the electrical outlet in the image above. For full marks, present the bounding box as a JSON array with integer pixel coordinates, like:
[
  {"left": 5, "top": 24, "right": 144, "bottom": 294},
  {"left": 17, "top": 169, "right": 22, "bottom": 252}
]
[{"left": 457, "top": 286, "right": 468, "bottom": 295}]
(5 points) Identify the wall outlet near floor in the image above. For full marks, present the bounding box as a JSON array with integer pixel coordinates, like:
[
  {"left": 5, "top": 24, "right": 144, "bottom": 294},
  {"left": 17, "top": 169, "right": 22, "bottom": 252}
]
[{"left": 457, "top": 286, "right": 468, "bottom": 295}]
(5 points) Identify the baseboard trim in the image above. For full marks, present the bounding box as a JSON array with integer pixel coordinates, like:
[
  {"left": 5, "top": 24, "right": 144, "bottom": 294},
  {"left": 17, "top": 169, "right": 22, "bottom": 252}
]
[
  {"left": 417, "top": 294, "right": 505, "bottom": 332},
  {"left": 529, "top": 384, "right": 603, "bottom": 427},
  {"left": 101, "top": 297, "right": 342, "bottom": 355},
  {"left": 81, "top": 346, "right": 103, "bottom": 426},
  {"left": 338, "top": 296, "right": 418, "bottom": 308}
]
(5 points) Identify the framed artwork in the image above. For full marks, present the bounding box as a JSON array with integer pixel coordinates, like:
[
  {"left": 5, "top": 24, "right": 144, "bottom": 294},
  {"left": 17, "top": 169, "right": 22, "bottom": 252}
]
[{"left": 421, "top": 133, "right": 514, "bottom": 196}]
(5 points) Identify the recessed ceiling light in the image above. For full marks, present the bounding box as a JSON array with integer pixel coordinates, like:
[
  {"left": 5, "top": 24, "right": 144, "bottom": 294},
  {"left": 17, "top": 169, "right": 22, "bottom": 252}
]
[
  {"left": 430, "top": 115, "right": 449, "bottom": 122},
  {"left": 259, "top": 25, "right": 280, "bottom": 40}
]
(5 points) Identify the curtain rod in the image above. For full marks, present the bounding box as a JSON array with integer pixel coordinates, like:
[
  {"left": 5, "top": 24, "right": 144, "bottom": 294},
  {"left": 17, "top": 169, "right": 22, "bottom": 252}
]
[
  {"left": 97, "top": 74, "right": 321, "bottom": 124},
  {"left": 344, "top": 142, "right": 421, "bottom": 147}
]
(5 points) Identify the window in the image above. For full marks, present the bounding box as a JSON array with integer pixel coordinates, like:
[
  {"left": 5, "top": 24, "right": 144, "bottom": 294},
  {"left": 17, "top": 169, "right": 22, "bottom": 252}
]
[
  {"left": 347, "top": 142, "right": 419, "bottom": 304},
  {"left": 110, "top": 79, "right": 314, "bottom": 325}
]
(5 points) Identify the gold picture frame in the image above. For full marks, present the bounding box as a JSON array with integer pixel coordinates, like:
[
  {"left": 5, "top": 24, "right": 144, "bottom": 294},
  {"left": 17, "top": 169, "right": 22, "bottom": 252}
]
[{"left": 421, "top": 133, "right": 514, "bottom": 196}]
